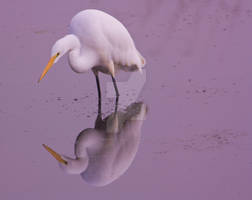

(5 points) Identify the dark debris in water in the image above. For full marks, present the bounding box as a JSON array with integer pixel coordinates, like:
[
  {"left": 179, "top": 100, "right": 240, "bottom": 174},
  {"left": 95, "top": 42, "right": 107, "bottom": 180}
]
[
  {"left": 179, "top": 129, "right": 248, "bottom": 151},
  {"left": 154, "top": 129, "right": 248, "bottom": 154},
  {"left": 33, "top": 30, "right": 48, "bottom": 34}
]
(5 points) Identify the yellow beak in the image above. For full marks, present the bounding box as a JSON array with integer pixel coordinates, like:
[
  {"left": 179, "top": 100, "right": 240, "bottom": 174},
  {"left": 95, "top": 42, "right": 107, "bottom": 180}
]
[
  {"left": 38, "top": 53, "right": 59, "bottom": 83},
  {"left": 42, "top": 144, "right": 67, "bottom": 165}
]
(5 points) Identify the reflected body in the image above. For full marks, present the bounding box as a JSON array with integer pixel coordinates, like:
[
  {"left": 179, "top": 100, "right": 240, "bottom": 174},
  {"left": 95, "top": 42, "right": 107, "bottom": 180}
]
[
  {"left": 43, "top": 102, "right": 148, "bottom": 186},
  {"left": 38, "top": 9, "right": 145, "bottom": 97}
]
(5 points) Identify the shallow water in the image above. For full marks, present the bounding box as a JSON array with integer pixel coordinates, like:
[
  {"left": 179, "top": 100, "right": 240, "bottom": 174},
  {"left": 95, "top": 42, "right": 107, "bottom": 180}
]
[{"left": 1, "top": 0, "right": 252, "bottom": 199}]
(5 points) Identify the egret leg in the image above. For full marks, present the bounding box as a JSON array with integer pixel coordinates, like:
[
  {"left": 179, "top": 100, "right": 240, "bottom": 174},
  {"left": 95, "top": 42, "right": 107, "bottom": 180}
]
[
  {"left": 115, "top": 96, "right": 119, "bottom": 113},
  {"left": 111, "top": 76, "right": 120, "bottom": 97},
  {"left": 98, "top": 94, "right": 101, "bottom": 116},
  {"left": 95, "top": 95, "right": 103, "bottom": 129},
  {"left": 94, "top": 76, "right": 103, "bottom": 129},
  {"left": 95, "top": 74, "right": 102, "bottom": 100}
]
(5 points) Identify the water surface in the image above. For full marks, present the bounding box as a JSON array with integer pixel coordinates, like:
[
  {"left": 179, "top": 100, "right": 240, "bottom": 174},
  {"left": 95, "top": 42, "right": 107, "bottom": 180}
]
[{"left": 1, "top": 0, "right": 252, "bottom": 199}]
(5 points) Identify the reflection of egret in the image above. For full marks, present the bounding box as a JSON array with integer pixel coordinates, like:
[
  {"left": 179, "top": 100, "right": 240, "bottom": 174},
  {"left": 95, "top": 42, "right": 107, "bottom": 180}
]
[
  {"left": 43, "top": 101, "right": 148, "bottom": 186},
  {"left": 38, "top": 9, "right": 145, "bottom": 98}
]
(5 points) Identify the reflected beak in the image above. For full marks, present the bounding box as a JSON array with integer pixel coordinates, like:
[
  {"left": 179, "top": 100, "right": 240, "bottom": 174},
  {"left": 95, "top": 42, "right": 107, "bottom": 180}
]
[
  {"left": 38, "top": 53, "right": 59, "bottom": 83},
  {"left": 42, "top": 144, "right": 67, "bottom": 165}
]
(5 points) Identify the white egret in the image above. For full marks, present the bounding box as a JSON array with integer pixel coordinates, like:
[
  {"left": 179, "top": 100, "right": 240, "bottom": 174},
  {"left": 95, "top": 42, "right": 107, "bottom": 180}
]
[
  {"left": 43, "top": 102, "right": 148, "bottom": 186},
  {"left": 38, "top": 9, "right": 146, "bottom": 97}
]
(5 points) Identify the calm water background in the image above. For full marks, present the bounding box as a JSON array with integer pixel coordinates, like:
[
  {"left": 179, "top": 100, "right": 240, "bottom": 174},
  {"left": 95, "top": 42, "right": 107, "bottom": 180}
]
[{"left": 1, "top": 0, "right": 252, "bottom": 199}]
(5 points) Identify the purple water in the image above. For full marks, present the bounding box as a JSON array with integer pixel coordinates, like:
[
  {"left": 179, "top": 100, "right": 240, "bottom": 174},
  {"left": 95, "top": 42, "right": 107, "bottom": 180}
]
[{"left": 1, "top": 0, "right": 252, "bottom": 199}]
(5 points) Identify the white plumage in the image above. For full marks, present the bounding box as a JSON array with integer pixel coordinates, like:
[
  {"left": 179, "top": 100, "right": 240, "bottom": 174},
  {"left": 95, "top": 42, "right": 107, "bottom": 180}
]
[{"left": 39, "top": 9, "right": 145, "bottom": 97}]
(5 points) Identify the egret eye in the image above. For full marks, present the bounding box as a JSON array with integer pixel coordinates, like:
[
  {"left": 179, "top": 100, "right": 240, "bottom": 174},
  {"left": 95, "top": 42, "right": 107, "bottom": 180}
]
[{"left": 56, "top": 52, "right": 60, "bottom": 56}]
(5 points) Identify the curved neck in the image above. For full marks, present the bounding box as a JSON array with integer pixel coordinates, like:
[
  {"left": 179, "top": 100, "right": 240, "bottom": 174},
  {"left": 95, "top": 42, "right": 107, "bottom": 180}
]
[
  {"left": 66, "top": 35, "right": 98, "bottom": 73},
  {"left": 63, "top": 34, "right": 81, "bottom": 50},
  {"left": 60, "top": 155, "right": 89, "bottom": 174}
]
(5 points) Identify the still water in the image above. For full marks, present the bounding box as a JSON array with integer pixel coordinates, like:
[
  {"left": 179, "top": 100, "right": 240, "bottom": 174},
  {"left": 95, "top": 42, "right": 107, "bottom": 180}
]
[{"left": 0, "top": 0, "right": 252, "bottom": 199}]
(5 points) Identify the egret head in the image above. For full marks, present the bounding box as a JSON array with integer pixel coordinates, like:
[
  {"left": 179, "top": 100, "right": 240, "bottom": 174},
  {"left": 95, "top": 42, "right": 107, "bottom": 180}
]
[
  {"left": 42, "top": 144, "right": 88, "bottom": 174},
  {"left": 50, "top": 37, "right": 71, "bottom": 63},
  {"left": 38, "top": 35, "right": 79, "bottom": 82}
]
